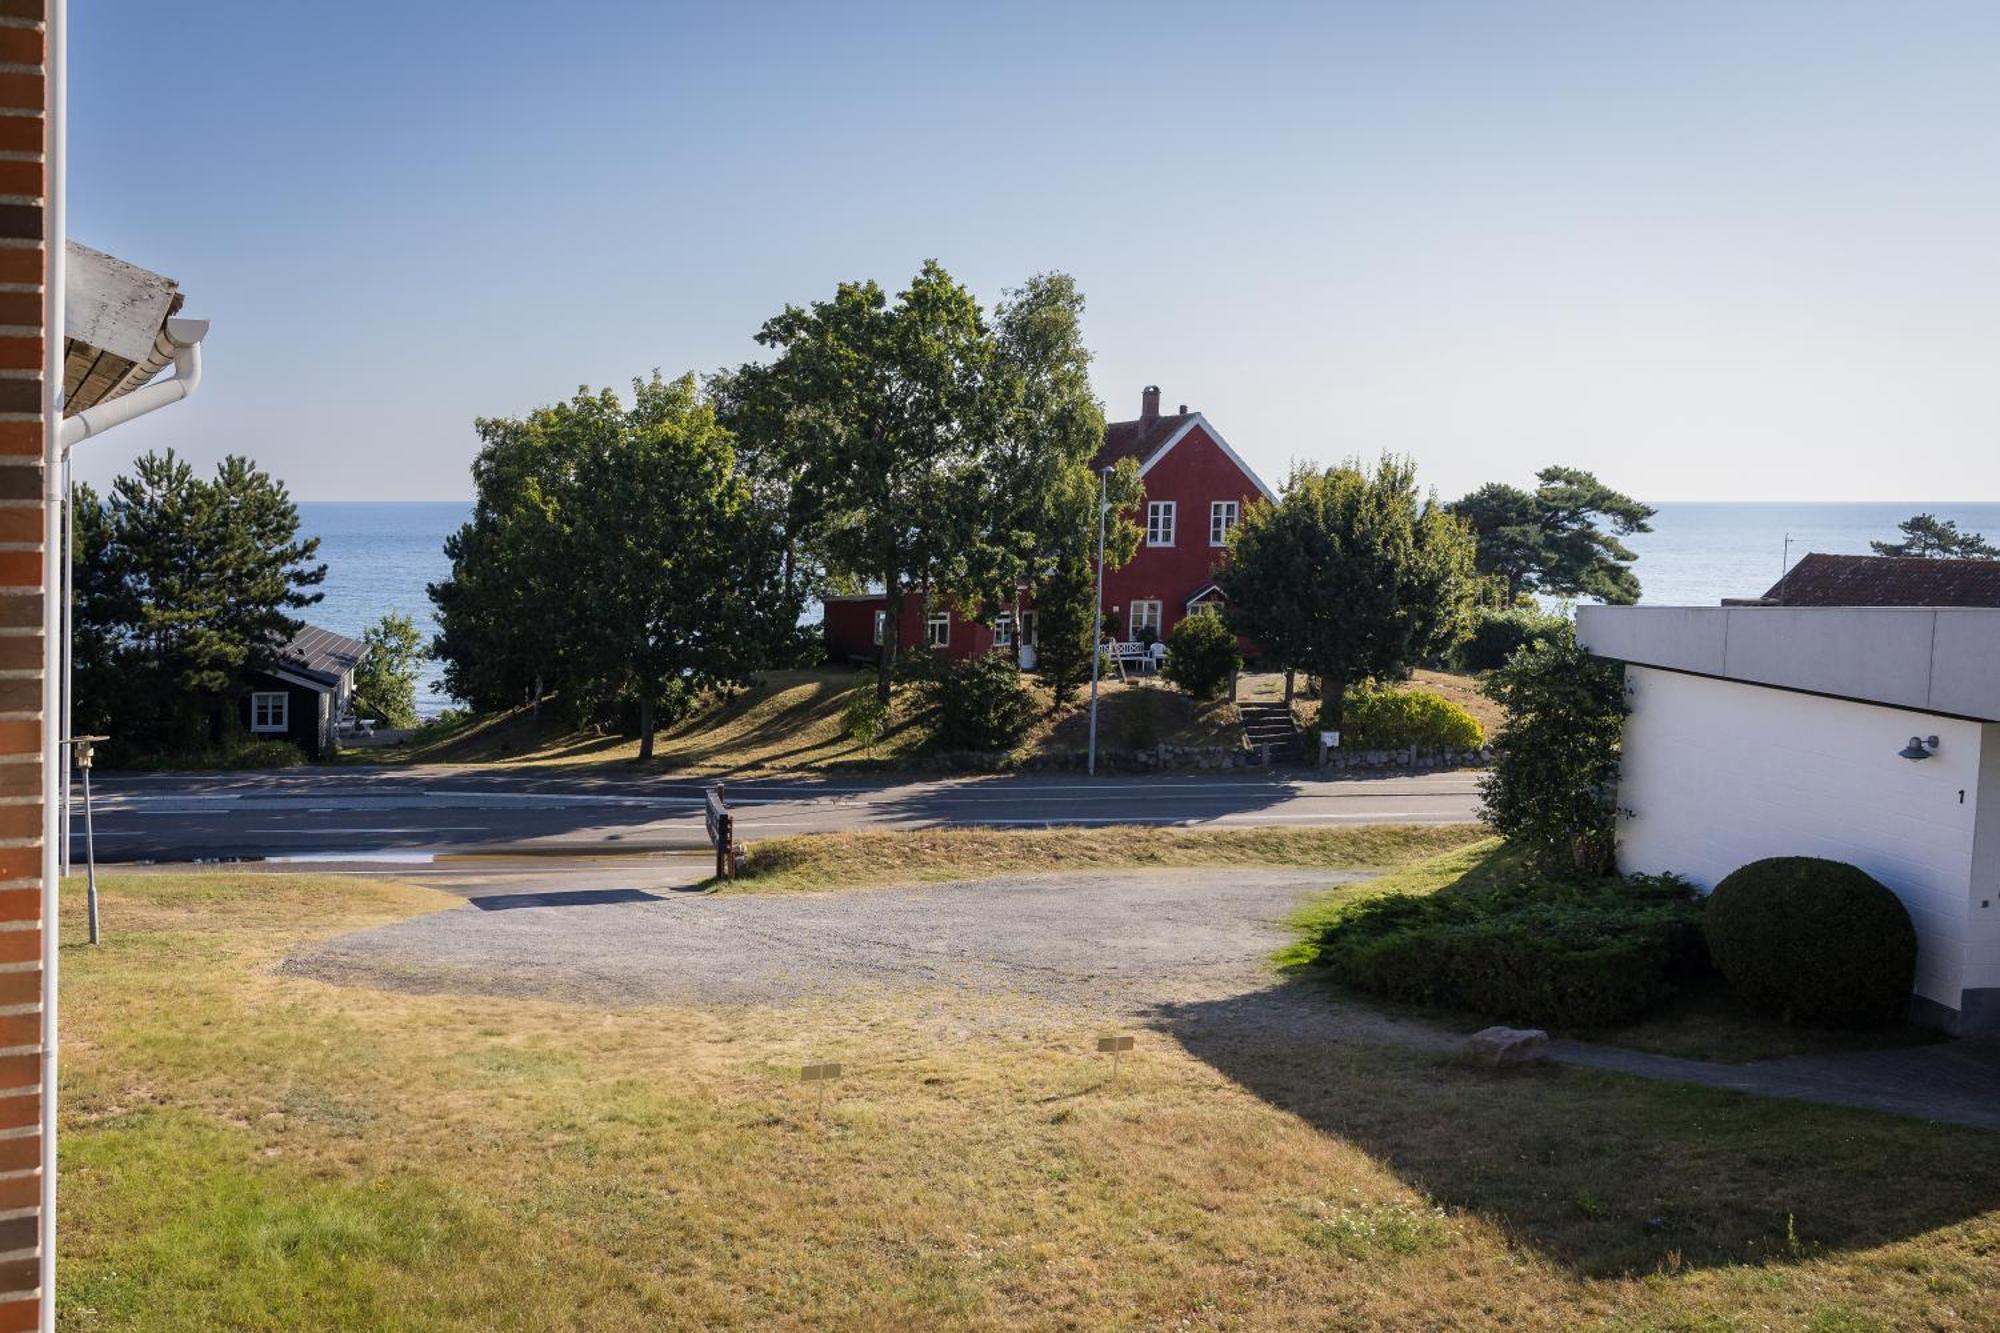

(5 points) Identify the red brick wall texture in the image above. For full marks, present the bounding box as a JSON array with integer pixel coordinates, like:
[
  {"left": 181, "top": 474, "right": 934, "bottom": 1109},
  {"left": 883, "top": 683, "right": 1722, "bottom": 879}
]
[{"left": 0, "top": 0, "right": 44, "bottom": 1326}]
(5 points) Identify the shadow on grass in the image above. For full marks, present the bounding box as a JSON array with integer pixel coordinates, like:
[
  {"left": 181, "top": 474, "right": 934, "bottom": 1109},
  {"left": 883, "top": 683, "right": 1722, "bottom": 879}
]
[{"left": 1150, "top": 978, "right": 2000, "bottom": 1277}]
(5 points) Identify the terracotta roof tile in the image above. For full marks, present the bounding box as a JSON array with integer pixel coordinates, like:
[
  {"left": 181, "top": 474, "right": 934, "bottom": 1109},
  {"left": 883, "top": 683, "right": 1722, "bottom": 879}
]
[{"left": 1758, "top": 552, "right": 2000, "bottom": 607}]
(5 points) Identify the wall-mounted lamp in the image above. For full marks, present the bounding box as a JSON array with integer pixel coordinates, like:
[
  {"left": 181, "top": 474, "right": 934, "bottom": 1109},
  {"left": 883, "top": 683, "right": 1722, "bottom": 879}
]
[{"left": 1898, "top": 735, "right": 1940, "bottom": 761}]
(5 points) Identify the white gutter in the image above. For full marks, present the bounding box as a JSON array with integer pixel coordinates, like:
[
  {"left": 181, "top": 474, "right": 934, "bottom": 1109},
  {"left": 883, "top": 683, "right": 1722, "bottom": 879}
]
[
  {"left": 58, "top": 316, "right": 207, "bottom": 450},
  {"left": 40, "top": 0, "right": 64, "bottom": 1325}
]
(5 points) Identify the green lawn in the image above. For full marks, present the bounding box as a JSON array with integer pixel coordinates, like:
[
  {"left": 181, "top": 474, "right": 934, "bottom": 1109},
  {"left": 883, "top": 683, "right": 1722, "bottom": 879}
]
[{"left": 56, "top": 868, "right": 2000, "bottom": 1330}]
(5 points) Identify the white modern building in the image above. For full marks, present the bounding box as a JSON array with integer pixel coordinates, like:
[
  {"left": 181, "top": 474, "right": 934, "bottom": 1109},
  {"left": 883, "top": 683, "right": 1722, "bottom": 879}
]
[{"left": 1577, "top": 603, "right": 2000, "bottom": 1033}]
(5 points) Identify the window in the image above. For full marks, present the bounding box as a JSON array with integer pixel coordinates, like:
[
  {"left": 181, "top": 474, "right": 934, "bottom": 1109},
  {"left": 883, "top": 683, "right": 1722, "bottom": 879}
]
[
  {"left": 1018, "top": 610, "right": 1038, "bottom": 647},
  {"left": 992, "top": 612, "right": 1014, "bottom": 647},
  {"left": 1210, "top": 500, "right": 1239, "bottom": 546},
  {"left": 926, "top": 612, "right": 951, "bottom": 647},
  {"left": 1146, "top": 500, "right": 1176, "bottom": 547},
  {"left": 250, "top": 691, "right": 289, "bottom": 734},
  {"left": 1130, "top": 600, "right": 1163, "bottom": 639},
  {"left": 872, "top": 609, "right": 887, "bottom": 646}
]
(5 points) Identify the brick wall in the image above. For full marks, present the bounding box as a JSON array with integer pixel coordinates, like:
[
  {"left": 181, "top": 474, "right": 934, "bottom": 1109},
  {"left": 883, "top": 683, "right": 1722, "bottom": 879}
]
[{"left": 0, "top": 0, "right": 44, "bottom": 1327}]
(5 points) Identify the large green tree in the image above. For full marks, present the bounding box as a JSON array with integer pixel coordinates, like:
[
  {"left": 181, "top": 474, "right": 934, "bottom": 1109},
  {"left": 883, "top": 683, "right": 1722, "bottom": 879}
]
[
  {"left": 738, "top": 263, "right": 1135, "bottom": 704},
  {"left": 430, "top": 376, "right": 791, "bottom": 758},
  {"left": 1870, "top": 513, "right": 1998, "bottom": 559},
  {"left": 1219, "top": 457, "right": 1476, "bottom": 735},
  {"left": 744, "top": 262, "right": 988, "bottom": 703},
  {"left": 352, "top": 612, "right": 427, "bottom": 729},
  {"left": 564, "top": 373, "right": 790, "bottom": 760},
  {"left": 430, "top": 406, "right": 582, "bottom": 713},
  {"left": 1451, "top": 466, "right": 1654, "bottom": 604},
  {"left": 1030, "top": 457, "right": 1145, "bottom": 706},
  {"left": 73, "top": 451, "right": 325, "bottom": 757}
]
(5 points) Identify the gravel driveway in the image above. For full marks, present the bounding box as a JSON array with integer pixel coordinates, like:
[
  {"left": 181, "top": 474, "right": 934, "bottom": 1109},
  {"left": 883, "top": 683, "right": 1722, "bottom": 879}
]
[{"left": 282, "top": 868, "right": 1366, "bottom": 1013}]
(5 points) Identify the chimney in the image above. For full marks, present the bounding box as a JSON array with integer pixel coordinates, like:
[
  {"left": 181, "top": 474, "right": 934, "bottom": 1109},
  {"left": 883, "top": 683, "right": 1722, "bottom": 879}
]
[
  {"left": 1140, "top": 385, "right": 1160, "bottom": 420},
  {"left": 1178, "top": 403, "right": 1187, "bottom": 414}
]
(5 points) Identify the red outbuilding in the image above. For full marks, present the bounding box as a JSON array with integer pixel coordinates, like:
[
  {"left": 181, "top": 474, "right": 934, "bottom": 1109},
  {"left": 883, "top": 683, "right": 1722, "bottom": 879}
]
[{"left": 822, "top": 386, "right": 1277, "bottom": 666}]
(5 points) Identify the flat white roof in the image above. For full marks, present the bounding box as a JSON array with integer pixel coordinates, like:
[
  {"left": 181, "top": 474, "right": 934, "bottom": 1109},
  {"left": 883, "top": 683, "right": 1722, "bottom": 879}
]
[{"left": 1576, "top": 605, "right": 2000, "bottom": 723}]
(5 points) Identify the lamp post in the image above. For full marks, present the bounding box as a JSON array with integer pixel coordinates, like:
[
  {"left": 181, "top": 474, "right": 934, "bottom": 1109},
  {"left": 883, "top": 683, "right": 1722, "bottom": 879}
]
[
  {"left": 1086, "top": 465, "right": 1110, "bottom": 776},
  {"left": 62, "top": 734, "right": 105, "bottom": 945}
]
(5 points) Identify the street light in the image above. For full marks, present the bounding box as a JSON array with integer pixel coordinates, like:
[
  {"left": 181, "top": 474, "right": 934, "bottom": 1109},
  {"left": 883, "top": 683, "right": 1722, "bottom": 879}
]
[
  {"left": 61, "top": 734, "right": 107, "bottom": 945},
  {"left": 1087, "top": 465, "right": 1111, "bottom": 776}
]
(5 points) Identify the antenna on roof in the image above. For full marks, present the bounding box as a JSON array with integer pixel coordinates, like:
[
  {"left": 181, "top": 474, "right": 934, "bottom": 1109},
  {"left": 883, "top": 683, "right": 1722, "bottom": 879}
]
[{"left": 1778, "top": 533, "right": 1794, "bottom": 603}]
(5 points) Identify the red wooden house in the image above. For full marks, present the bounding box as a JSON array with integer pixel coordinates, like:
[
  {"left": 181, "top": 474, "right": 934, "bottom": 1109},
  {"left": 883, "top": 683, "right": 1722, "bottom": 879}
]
[{"left": 823, "top": 386, "right": 1277, "bottom": 665}]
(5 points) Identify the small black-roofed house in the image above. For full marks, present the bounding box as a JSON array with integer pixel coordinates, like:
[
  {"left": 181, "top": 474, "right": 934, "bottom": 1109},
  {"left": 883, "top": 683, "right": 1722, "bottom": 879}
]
[
  {"left": 1736, "top": 552, "right": 2000, "bottom": 607},
  {"left": 241, "top": 624, "right": 369, "bottom": 759}
]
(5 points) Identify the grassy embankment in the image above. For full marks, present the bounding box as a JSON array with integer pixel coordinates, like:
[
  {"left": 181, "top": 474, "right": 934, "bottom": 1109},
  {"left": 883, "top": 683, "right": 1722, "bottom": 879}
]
[
  {"left": 1280, "top": 837, "right": 1943, "bottom": 1065},
  {"left": 363, "top": 668, "right": 1241, "bottom": 773},
  {"left": 729, "top": 822, "right": 1491, "bottom": 893},
  {"left": 57, "top": 868, "right": 2000, "bottom": 1330}
]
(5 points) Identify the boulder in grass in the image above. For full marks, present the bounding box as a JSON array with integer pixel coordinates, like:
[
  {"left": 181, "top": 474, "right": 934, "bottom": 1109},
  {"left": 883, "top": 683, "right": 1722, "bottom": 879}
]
[{"left": 1463, "top": 1026, "right": 1550, "bottom": 1065}]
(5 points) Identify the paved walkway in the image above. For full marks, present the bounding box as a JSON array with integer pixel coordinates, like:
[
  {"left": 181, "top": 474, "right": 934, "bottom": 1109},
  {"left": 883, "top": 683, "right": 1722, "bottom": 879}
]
[{"left": 1552, "top": 1035, "right": 2000, "bottom": 1130}]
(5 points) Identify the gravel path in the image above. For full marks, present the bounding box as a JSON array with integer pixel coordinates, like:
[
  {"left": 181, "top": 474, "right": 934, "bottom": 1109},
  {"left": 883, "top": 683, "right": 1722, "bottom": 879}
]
[{"left": 282, "top": 868, "right": 1370, "bottom": 1014}]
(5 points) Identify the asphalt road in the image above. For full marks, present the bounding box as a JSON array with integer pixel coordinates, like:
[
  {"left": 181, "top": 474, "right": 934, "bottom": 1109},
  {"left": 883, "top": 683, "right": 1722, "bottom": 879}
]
[{"left": 74, "top": 765, "right": 1484, "bottom": 864}]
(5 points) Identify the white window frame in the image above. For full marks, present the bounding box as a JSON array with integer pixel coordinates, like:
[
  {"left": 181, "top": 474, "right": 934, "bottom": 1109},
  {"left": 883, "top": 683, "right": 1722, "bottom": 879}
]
[
  {"left": 1018, "top": 609, "right": 1038, "bottom": 647},
  {"left": 872, "top": 609, "right": 887, "bottom": 646},
  {"left": 926, "top": 612, "right": 951, "bottom": 647},
  {"left": 1210, "top": 500, "right": 1240, "bottom": 547},
  {"left": 992, "top": 612, "right": 1014, "bottom": 647},
  {"left": 250, "top": 691, "right": 289, "bottom": 734},
  {"left": 1130, "top": 599, "right": 1163, "bottom": 638},
  {"left": 1146, "top": 500, "right": 1176, "bottom": 547}
]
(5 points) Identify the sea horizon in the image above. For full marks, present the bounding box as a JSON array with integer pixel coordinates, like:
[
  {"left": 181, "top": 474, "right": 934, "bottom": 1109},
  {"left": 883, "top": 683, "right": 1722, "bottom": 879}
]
[{"left": 294, "top": 499, "right": 2000, "bottom": 716}]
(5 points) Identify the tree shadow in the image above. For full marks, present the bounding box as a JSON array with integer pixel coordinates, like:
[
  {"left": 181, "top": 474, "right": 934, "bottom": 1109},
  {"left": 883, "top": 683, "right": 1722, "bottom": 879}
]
[
  {"left": 1149, "top": 979, "right": 2000, "bottom": 1277},
  {"left": 468, "top": 888, "right": 667, "bottom": 911}
]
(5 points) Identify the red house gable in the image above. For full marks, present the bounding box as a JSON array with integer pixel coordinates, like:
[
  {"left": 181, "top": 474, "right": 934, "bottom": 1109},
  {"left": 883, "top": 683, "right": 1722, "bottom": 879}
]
[
  {"left": 823, "top": 386, "right": 1276, "bottom": 662},
  {"left": 1092, "top": 385, "right": 1275, "bottom": 644}
]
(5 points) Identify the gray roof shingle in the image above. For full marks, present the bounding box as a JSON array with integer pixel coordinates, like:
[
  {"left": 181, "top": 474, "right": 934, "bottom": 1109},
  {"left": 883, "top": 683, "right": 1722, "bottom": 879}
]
[{"left": 274, "top": 623, "right": 368, "bottom": 688}]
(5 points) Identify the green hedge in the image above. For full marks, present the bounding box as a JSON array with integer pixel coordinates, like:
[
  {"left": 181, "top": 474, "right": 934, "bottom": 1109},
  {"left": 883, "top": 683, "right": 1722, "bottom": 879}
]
[
  {"left": 1313, "top": 874, "right": 1704, "bottom": 1026},
  {"left": 1704, "top": 857, "right": 1917, "bottom": 1026},
  {"left": 1452, "top": 607, "right": 1567, "bottom": 673},
  {"left": 1342, "top": 688, "right": 1483, "bottom": 751},
  {"left": 910, "top": 650, "right": 1036, "bottom": 752}
]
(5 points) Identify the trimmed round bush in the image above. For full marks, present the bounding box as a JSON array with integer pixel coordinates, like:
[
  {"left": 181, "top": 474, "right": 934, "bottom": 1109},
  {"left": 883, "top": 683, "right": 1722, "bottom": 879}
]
[
  {"left": 1703, "top": 857, "right": 1917, "bottom": 1026},
  {"left": 1161, "top": 611, "right": 1240, "bottom": 700},
  {"left": 1342, "top": 687, "right": 1483, "bottom": 752}
]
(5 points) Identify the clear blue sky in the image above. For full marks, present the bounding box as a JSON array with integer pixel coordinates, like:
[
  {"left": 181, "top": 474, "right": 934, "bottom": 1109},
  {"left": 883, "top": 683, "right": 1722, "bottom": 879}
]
[{"left": 67, "top": 1, "right": 2000, "bottom": 501}]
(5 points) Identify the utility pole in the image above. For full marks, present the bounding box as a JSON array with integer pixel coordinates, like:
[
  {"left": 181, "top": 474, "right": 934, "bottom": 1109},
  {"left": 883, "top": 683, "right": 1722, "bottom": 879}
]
[{"left": 1086, "top": 465, "right": 1110, "bottom": 776}]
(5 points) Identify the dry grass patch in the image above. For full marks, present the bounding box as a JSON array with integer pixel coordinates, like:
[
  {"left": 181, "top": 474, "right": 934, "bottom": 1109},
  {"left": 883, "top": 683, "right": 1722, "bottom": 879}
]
[
  {"left": 372, "top": 669, "right": 1240, "bottom": 775},
  {"left": 731, "top": 823, "right": 1491, "bottom": 893},
  {"left": 55, "top": 871, "right": 2000, "bottom": 1330}
]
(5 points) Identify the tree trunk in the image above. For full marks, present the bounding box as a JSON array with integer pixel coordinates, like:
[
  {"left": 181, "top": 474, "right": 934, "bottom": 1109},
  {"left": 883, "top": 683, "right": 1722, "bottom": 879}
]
[
  {"left": 636, "top": 693, "right": 655, "bottom": 763},
  {"left": 877, "top": 577, "right": 902, "bottom": 706},
  {"left": 1317, "top": 672, "right": 1347, "bottom": 763},
  {"left": 530, "top": 672, "right": 543, "bottom": 721},
  {"left": 1283, "top": 668, "right": 1295, "bottom": 706}
]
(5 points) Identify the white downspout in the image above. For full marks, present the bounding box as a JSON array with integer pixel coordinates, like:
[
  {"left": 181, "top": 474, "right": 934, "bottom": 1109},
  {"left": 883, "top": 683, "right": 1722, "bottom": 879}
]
[
  {"left": 57, "top": 318, "right": 206, "bottom": 449},
  {"left": 40, "top": 0, "right": 64, "bottom": 1325}
]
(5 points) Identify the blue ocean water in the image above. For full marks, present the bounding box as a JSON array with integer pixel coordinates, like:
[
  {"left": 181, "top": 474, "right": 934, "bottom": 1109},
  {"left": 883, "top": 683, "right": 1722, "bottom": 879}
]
[
  {"left": 1623, "top": 502, "right": 2000, "bottom": 606},
  {"left": 294, "top": 499, "right": 2000, "bottom": 714},
  {"left": 295, "top": 501, "right": 469, "bottom": 717}
]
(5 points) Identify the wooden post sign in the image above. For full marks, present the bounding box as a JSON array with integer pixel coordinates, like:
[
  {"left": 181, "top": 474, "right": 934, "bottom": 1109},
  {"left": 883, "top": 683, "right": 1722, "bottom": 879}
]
[
  {"left": 1097, "top": 1034, "right": 1134, "bottom": 1080},
  {"left": 801, "top": 1061, "right": 843, "bottom": 1116},
  {"left": 704, "top": 784, "right": 736, "bottom": 880}
]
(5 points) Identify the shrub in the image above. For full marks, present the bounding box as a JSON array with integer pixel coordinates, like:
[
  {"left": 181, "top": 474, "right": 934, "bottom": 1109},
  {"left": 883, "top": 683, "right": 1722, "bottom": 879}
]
[
  {"left": 1342, "top": 687, "right": 1483, "bottom": 751},
  {"left": 842, "top": 690, "right": 889, "bottom": 747},
  {"left": 1453, "top": 606, "right": 1567, "bottom": 673},
  {"left": 1161, "top": 611, "right": 1240, "bottom": 700},
  {"left": 228, "top": 738, "right": 307, "bottom": 769},
  {"left": 1480, "top": 622, "right": 1626, "bottom": 875},
  {"left": 917, "top": 651, "right": 1036, "bottom": 752},
  {"left": 1314, "top": 872, "right": 1704, "bottom": 1027},
  {"left": 1703, "top": 857, "right": 1917, "bottom": 1026}
]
